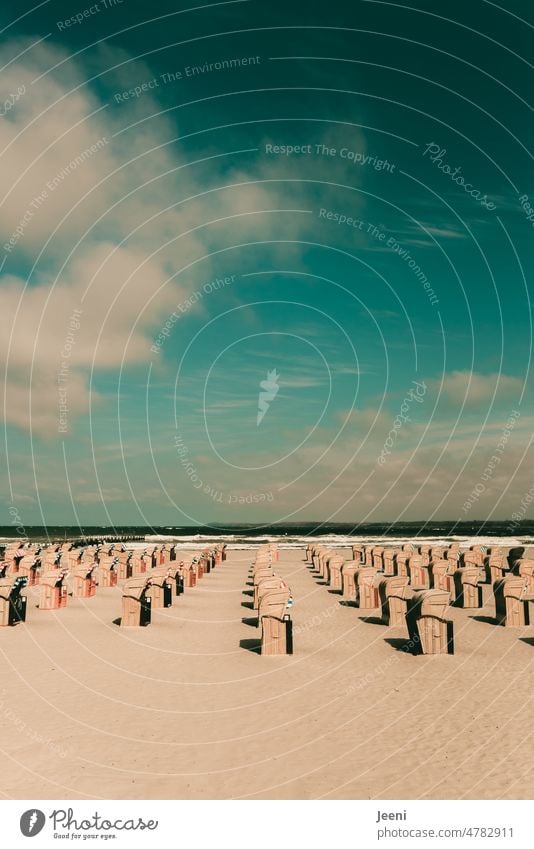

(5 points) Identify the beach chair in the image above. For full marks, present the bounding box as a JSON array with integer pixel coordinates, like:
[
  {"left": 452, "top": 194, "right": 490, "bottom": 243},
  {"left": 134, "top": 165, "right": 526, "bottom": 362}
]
[
  {"left": 351, "top": 545, "right": 364, "bottom": 563},
  {"left": 115, "top": 552, "right": 133, "bottom": 581},
  {"left": 494, "top": 576, "right": 531, "bottom": 627},
  {"left": 341, "top": 561, "right": 360, "bottom": 601},
  {"left": 311, "top": 546, "right": 325, "bottom": 571},
  {"left": 396, "top": 553, "right": 411, "bottom": 578},
  {"left": 98, "top": 556, "right": 118, "bottom": 588},
  {"left": 328, "top": 556, "right": 345, "bottom": 592},
  {"left": 407, "top": 556, "right": 431, "bottom": 590},
  {"left": 317, "top": 549, "right": 332, "bottom": 579},
  {"left": 256, "top": 577, "right": 289, "bottom": 613},
  {"left": 130, "top": 553, "right": 147, "bottom": 575},
  {"left": 517, "top": 560, "right": 534, "bottom": 594},
  {"left": 463, "top": 549, "right": 484, "bottom": 567},
  {"left": 17, "top": 555, "right": 41, "bottom": 586},
  {"left": 191, "top": 558, "right": 204, "bottom": 580},
  {"left": 379, "top": 576, "right": 410, "bottom": 626},
  {"left": 260, "top": 587, "right": 293, "bottom": 655},
  {"left": 430, "top": 560, "right": 456, "bottom": 594},
  {"left": 39, "top": 570, "right": 69, "bottom": 611},
  {"left": 372, "top": 547, "right": 385, "bottom": 571},
  {"left": 357, "top": 567, "right": 380, "bottom": 609},
  {"left": 405, "top": 590, "right": 454, "bottom": 654},
  {"left": 324, "top": 553, "right": 343, "bottom": 585},
  {"left": 454, "top": 567, "right": 483, "bottom": 608},
  {"left": 160, "top": 564, "right": 184, "bottom": 596},
  {"left": 488, "top": 553, "right": 508, "bottom": 584},
  {"left": 444, "top": 545, "right": 460, "bottom": 563},
  {"left": 0, "top": 575, "right": 28, "bottom": 626},
  {"left": 382, "top": 548, "right": 399, "bottom": 577},
  {"left": 147, "top": 572, "right": 173, "bottom": 609},
  {"left": 121, "top": 577, "right": 152, "bottom": 626},
  {"left": 258, "top": 584, "right": 292, "bottom": 623},
  {"left": 73, "top": 564, "right": 97, "bottom": 599}
]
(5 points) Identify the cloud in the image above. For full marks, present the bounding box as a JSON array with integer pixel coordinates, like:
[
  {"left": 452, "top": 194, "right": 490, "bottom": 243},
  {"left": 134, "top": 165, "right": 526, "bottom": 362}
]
[
  {"left": 429, "top": 370, "right": 523, "bottom": 406},
  {"left": 0, "top": 38, "right": 320, "bottom": 437}
]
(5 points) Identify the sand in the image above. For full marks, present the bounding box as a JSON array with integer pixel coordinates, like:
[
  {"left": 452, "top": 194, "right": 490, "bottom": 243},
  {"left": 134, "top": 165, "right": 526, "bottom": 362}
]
[{"left": 0, "top": 547, "right": 532, "bottom": 800}]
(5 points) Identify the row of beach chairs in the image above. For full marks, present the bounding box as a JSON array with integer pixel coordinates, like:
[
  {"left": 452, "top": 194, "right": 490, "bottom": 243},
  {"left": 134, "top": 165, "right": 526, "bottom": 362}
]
[
  {"left": 0, "top": 541, "right": 227, "bottom": 627},
  {"left": 306, "top": 542, "right": 534, "bottom": 654},
  {"left": 249, "top": 544, "right": 293, "bottom": 655}
]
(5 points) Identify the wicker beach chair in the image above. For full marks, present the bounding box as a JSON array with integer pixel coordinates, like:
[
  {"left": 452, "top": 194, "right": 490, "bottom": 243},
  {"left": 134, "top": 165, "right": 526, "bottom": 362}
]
[{"left": 406, "top": 589, "right": 454, "bottom": 654}]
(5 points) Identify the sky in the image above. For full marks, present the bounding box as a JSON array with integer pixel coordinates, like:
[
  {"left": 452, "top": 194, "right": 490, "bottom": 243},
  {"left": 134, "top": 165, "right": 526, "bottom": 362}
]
[{"left": 0, "top": 0, "right": 533, "bottom": 527}]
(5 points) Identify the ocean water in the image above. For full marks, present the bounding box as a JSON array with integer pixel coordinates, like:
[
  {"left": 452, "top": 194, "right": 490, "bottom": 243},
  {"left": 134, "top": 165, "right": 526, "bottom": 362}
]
[{"left": 1, "top": 522, "right": 534, "bottom": 550}]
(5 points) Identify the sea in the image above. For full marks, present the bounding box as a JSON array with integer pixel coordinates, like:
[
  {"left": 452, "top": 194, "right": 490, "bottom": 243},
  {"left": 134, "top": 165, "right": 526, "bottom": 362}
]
[{"left": 1, "top": 521, "right": 534, "bottom": 550}]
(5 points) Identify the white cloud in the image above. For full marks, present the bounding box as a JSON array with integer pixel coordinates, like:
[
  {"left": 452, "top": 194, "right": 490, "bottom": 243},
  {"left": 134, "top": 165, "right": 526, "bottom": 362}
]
[
  {"left": 0, "top": 38, "right": 319, "bottom": 436},
  {"left": 429, "top": 370, "right": 523, "bottom": 406}
]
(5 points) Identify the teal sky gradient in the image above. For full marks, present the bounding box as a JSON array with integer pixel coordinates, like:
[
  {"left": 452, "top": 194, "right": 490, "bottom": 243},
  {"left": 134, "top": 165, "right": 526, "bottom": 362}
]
[{"left": 0, "top": 0, "right": 532, "bottom": 525}]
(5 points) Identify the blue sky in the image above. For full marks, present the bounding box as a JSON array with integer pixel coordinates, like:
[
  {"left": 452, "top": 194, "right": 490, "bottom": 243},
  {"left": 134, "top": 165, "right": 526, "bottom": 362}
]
[{"left": 0, "top": 0, "right": 532, "bottom": 525}]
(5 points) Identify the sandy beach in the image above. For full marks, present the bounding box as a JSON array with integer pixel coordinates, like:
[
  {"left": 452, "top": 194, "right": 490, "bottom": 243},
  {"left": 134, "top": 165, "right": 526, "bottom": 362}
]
[{"left": 0, "top": 546, "right": 532, "bottom": 800}]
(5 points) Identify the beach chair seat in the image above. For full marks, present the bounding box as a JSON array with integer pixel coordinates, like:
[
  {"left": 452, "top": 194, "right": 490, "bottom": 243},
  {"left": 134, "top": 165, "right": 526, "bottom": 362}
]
[
  {"left": 379, "top": 576, "right": 410, "bottom": 626},
  {"left": 73, "top": 564, "right": 97, "bottom": 598},
  {"left": 494, "top": 576, "right": 531, "bottom": 627},
  {"left": 0, "top": 575, "right": 28, "bottom": 626},
  {"left": 39, "top": 570, "right": 69, "bottom": 611},
  {"left": 121, "top": 577, "right": 152, "bottom": 626},
  {"left": 406, "top": 589, "right": 454, "bottom": 655}
]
